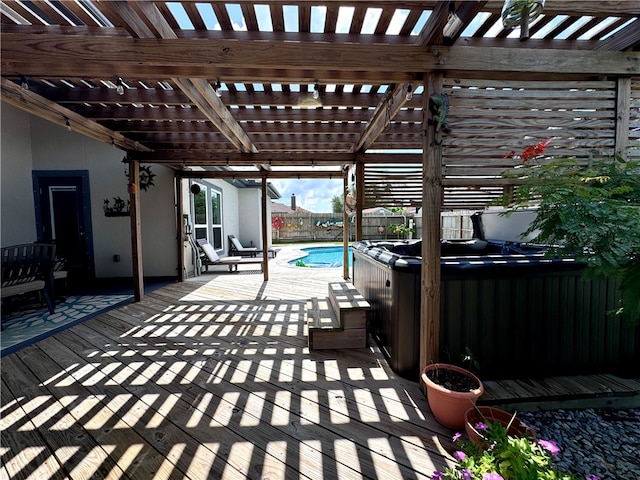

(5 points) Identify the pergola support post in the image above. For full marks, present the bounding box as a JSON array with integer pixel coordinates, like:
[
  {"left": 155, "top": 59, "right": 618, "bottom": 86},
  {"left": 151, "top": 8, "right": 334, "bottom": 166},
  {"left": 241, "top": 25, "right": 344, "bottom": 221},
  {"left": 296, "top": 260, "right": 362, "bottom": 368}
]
[
  {"left": 615, "top": 77, "right": 631, "bottom": 159},
  {"left": 420, "top": 72, "right": 444, "bottom": 386},
  {"left": 261, "top": 176, "right": 270, "bottom": 281},
  {"left": 128, "top": 158, "right": 144, "bottom": 301},
  {"left": 355, "top": 162, "right": 365, "bottom": 241},
  {"left": 176, "top": 175, "right": 185, "bottom": 282},
  {"left": 343, "top": 173, "right": 350, "bottom": 280}
]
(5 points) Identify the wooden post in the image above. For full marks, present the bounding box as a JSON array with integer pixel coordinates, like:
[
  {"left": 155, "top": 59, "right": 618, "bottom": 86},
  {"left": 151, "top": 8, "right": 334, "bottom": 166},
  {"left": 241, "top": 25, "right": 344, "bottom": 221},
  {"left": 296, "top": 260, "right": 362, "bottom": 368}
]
[
  {"left": 356, "top": 161, "right": 365, "bottom": 241},
  {"left": 261, "top": 176, "right": 269, "bottom": 281},
  {"left": 175, "top": 175, "right": 185, "bottom": 282},
  {"left": 128, "top": 159, "right": 144, "bottom": 301},
  {"left": 420, "top": 73, "right": 444, "bottom": 384},
  {"left": 343, "top": 172, "right": 349, "bottom": 280},
  {"left": 615, "top": 77, "right": 630, "bottom": 159}
]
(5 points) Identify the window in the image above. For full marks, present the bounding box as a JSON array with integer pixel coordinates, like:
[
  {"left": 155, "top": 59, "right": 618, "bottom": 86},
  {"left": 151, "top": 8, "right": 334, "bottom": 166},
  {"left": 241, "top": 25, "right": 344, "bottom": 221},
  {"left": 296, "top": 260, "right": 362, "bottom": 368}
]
[{"left": 192, "top": 182, "right": 224, "bottom": 250}]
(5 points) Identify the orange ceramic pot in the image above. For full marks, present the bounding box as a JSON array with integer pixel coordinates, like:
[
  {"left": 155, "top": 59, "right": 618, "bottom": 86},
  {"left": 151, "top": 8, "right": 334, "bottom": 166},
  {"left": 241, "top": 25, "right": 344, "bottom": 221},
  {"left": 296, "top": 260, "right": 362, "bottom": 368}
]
[
  {"left": 465, "top": 406, "right": 536, "bottom": 446},
  {"left": 421, "top": 363, "right": 484, "bottom": 429}
]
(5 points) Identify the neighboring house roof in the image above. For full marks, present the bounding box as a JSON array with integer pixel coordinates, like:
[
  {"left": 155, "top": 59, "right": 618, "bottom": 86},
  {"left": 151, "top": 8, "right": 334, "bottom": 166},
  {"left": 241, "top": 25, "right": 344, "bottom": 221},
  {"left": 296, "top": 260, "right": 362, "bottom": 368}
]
[
  {"left": 271, "top": 201, "right": 312, "bottom": 214},
  {"left": 231, "top": 179, "right": 281, "bottom": 200},
  {"left": 363, "top": 207, "right": 398, "bottom": 216}
]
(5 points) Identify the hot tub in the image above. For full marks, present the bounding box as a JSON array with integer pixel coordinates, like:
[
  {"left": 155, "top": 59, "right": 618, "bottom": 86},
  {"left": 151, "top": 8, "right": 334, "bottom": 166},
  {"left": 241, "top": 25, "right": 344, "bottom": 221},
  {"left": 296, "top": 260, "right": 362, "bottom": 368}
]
[{"left": 352, "top": 213, "right": 638, "bottom": 380}]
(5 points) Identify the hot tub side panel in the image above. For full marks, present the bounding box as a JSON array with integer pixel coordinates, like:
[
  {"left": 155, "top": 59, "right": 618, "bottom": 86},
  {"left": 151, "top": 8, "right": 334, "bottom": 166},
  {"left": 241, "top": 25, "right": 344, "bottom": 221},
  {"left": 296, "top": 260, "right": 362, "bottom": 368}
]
[
  {"left": 353, "top": 250, "right": 421, "bottom": 379},
  {"left": 439, "top": 266, "right": 633, "bottom": 378},
  {"left": 353, "top": 245, "right": 639, "bottom": 380}
]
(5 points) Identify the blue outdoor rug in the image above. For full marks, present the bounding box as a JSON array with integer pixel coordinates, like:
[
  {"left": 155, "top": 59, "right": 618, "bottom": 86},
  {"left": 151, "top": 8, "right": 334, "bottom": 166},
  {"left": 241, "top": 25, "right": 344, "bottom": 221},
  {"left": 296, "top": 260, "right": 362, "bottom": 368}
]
[{"left": 1, "top": 294, "right": 133, "bottom": 357}]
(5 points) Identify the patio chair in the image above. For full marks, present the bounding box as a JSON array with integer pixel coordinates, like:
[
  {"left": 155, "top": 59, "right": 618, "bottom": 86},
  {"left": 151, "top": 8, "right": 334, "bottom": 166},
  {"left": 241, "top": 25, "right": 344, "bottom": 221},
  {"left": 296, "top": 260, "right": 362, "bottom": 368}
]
[
  {"left": 228, "top": 235, "right": 259, "bottom": 257},
  {"left": 228, "top": 235, "right": 278, "bottom": 258},
  {"left": 197, "top": 239, "right": 263, "bottom": 272}
]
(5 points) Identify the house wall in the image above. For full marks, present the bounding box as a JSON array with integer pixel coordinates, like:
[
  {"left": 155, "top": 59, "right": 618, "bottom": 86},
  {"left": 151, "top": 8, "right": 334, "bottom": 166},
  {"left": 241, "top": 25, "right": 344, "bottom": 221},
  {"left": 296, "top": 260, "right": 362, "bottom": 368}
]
[
  {"left": 2, "top": 105, "right": 278, "bottom": 280},
  {"left": 1, "top": 106, "right": 177, "bottom": 278},
  {"left": 1, "top": 104, "right": 36, "bottom": 245},
  {"left": 237, "top": 188, "right": 273, "bottom": 250}
]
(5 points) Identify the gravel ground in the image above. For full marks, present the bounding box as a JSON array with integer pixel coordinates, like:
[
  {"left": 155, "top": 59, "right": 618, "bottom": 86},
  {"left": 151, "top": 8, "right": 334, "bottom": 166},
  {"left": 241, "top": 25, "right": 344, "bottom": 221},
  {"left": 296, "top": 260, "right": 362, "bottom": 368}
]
[{"left": 518, "top": 408, "right": 640, "bottom": 480}]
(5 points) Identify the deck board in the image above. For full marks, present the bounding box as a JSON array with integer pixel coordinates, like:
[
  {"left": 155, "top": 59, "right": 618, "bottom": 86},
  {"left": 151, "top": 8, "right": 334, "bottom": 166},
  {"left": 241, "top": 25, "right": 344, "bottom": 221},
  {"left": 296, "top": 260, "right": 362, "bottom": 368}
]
[{"left": 2, "top": 251, "right": 638, "bottom": 479}]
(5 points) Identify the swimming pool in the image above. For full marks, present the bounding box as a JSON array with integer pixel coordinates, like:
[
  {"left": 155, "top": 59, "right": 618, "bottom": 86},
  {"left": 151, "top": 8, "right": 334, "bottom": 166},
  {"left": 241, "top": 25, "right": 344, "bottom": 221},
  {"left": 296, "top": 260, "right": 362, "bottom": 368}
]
[{"left": 289, "top": 246, "right": 353, "bottom": 268}]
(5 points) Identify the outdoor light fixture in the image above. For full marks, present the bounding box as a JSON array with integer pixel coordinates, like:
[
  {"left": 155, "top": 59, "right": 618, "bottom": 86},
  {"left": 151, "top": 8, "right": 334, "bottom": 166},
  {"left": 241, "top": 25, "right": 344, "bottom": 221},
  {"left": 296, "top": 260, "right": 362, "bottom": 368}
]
[
  {"left": 116, "top": 77, "right": 125, "bottom": 95},
  {"left": 443, "top": 1, "right": 464, "bottom": 38},
  {"left": 297, "top": 83, "right": 323, "bottom": 108},
  {"left": 501, "top": 0, "right": 545, "bottom": 40},
  {"left": 20, "top": 75, "right": 29, "bottom": 91},
  {"left": 405, "top": 84, "right": 413, "bottom": 101},
  {"left": 213, "top": 80, "right": 222, "bottom": 97}
]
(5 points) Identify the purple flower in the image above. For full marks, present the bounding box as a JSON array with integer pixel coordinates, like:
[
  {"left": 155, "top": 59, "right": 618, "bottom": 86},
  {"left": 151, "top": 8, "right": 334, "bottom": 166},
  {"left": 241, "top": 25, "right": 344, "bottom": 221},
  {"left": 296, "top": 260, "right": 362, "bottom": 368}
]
[
  {"left": 475, "top": 421, "right": 488, "bottom": 431},
  {"left": 452, "top": 432, "right": 462, "bottom": 442},
  {"left": 538, "top": 439, "right": 560, "bottom": 456},
  {"left": 453, "top": 450, "right": 466, "bottom": 461},
  {"left": 487, "top": 441, "right": 497, "bottom": 451},
  {"left": 461, "top": 469, "right": 473, "bottom": 480},
  {"left": 585, "top": 476, "right": 600, "bottom": 480},
  {"left": 483, "top": 474, "right": 504, "bottom": 480},
  {"left": 432, "top": 471, "right": 444, "bottom": 480}
]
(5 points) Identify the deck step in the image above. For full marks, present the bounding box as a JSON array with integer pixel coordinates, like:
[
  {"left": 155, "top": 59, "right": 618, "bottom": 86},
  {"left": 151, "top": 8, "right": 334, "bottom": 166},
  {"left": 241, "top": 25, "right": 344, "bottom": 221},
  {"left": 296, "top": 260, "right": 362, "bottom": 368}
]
[
  {"left": 328, "top": 282, "right": 370, "bottom": 329},
  {"left": 308, "top": 282, "right": 370, "bottom": 350},
  {"left": 307, "top": 297, "right": 340, "bottom": 331}
]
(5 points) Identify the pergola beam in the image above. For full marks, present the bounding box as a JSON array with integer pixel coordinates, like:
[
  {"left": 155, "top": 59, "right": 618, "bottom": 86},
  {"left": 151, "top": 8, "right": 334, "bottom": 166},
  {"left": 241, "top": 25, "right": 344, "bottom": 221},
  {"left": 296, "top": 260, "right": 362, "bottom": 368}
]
[
  {"left": 0, "top": 77, "right": 150, "bottom": 152},
  {"left": 177, "top": 170, "right": 348, "bottom": 180},
  {"left": 2, "top": 35, "right": 638, "bottom": 78},
  {"left": 108, "top": 2, "right": 257, "bottom": 154},
  {"left": 352, "top": 83, "right": 412, "bottom": 152}
]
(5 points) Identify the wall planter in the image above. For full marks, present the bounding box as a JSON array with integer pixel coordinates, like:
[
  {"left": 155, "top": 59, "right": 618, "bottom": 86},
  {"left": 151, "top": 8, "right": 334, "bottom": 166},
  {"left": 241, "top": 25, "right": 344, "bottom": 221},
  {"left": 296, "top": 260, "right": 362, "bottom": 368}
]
[
  {"left": 465, "top": 406, "right": 536, "bottom": 448},
  {"left": 421, "top": 363, "right": 484, "bottom": 429}
]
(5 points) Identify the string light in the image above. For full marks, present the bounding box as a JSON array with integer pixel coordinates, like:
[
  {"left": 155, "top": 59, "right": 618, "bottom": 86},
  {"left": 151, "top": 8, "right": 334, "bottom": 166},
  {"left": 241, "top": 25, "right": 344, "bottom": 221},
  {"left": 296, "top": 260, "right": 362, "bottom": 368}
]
[
  {"left": 213, "top": 79, "right": 222, "bottom": 97},
  {"left": 116, "top": 77, "right": 125, "bottom": 95},
  {"left": 64, "top": 116, "right": 71, "bottom": 131},
  {"left": 405, "top": 84, "right": 413, "bottom": 101},
  {"left": 313, "top": 82, "right": 320, "bottom": 100},
  {"left": 20, "top": 75, "right": 29, "bottom": 90},
  {"left": 111, "top": 138, "right": 116, "bottom": 149},
  {"left": 443, "top": 1, "right": 464, "bottom": 38}
]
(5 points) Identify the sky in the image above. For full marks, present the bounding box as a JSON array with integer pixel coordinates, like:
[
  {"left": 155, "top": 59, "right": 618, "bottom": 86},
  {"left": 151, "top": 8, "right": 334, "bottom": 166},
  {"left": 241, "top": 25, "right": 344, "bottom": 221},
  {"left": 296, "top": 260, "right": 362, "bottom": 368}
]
[{"left": 270, "top": 178, "right": 343, "bottom": 213}]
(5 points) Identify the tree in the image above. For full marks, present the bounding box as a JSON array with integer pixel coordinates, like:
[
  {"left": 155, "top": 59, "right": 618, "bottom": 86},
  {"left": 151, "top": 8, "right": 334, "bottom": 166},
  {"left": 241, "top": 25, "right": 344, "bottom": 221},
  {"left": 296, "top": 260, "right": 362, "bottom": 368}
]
[{"left": 331, "top": 195, "right": 343, "bottom": 213}]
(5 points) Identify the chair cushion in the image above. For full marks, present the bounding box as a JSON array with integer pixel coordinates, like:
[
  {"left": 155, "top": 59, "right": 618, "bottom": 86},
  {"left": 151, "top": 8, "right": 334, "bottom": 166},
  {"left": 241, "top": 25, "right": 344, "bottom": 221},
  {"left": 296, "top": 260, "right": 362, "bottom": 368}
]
[{"left": 201, "top": 243, "right": 220, "bottom": 262}]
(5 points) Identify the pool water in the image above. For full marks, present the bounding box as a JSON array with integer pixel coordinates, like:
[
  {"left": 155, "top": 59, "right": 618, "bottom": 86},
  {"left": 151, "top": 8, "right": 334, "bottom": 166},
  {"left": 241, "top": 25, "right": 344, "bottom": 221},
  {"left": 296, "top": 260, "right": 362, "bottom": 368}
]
[{"left": 290, "top": 246, "right": 353, "bottom": 268}]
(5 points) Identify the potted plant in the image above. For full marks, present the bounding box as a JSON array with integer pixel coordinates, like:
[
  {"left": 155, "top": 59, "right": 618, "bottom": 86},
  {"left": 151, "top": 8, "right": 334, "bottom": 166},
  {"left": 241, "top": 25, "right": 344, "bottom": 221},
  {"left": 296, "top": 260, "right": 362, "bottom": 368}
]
[
  {"left": 432, "top": 418, "right": 601, "bottom": 480},
  {"left": 464, "top": 406, "right": 535, "bottom": 448},
  {"left": 421, "top": 362, "right": 484, "bottom": 429}
]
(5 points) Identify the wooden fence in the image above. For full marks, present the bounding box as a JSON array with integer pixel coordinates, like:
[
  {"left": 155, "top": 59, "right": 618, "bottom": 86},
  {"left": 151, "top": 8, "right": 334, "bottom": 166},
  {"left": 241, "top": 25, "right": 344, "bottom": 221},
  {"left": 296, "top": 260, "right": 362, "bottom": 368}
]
[{"left": 272, "top": 211, "right": 475, "bottom": 242}]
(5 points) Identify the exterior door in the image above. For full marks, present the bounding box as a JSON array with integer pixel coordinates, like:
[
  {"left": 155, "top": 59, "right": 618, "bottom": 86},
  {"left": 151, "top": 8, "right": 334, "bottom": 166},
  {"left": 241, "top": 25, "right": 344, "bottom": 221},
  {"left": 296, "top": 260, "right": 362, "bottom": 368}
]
[{"left": 33, "top": 171, "right": 94, "bottom": 284}]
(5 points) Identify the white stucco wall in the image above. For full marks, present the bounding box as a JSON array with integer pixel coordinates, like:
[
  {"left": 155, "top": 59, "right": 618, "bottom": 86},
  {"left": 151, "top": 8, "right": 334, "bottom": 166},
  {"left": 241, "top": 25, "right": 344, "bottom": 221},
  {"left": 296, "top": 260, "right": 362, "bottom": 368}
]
[
  {"left": 1, "top": 104, "right": 36, "bottom": 245},
  {"left": 237, "top": 188, "right": 273, "bottom": 249},
  {"left": 2, "top": 110, "right": 177, "bottom": 278}
]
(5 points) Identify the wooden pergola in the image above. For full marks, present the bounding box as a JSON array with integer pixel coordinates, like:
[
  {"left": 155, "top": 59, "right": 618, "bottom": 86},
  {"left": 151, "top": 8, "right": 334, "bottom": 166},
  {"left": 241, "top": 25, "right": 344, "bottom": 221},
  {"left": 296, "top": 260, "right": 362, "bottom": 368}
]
[{"left": 2, "top": 0, "right": 639, "bottom": 367}]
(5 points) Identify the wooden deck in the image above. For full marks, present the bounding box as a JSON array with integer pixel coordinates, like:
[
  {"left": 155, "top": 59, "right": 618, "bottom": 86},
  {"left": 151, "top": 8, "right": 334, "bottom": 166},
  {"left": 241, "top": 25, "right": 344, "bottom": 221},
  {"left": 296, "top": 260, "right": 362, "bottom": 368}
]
[
  {"left": 0, "top": 251, "right": 456, "bottom": 480},
  {"left": 2, "top": 247, "right": 638, "bottom": 479}
]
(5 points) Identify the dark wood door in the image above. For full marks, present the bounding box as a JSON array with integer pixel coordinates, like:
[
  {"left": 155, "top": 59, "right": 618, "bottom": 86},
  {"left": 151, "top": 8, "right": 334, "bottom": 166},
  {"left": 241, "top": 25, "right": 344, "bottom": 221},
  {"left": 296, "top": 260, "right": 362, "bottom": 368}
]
[{"left": 33, "top": 172, "right": 94, "bottom": 284}]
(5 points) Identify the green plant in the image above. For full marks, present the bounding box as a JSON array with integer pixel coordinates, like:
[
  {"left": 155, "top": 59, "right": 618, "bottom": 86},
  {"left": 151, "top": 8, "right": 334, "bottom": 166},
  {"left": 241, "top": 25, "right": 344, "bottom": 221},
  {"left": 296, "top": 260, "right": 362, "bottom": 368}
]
[
  {"left": 460, "top": 346, "right": 480, "bottom": 373},
  {"left": 388, "top": 223, "right": 415, "bottom": 238},
  {"left": 499, "top": 143, "right": 640, "bottom": 324},
  {"left": 295, "top": 259, "right": 308, "bottom": 267},
  {"left": 331, "top": 195, "right": 343, "bottom": 213},
  {"left": 433, "top": 414, "right": 600, "bottom": 480}
]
